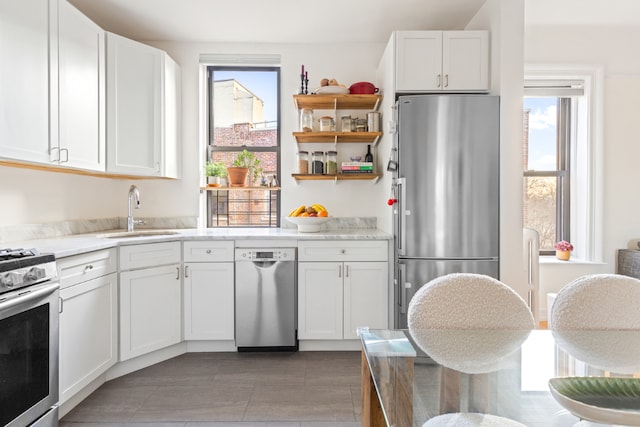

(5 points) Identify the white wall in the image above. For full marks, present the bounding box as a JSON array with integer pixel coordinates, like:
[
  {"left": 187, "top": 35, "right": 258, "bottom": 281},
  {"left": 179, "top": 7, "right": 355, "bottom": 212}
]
[
  {"left": 467, "top": 0, "right": 529, "bottom": 300},
  {"left": 524, "top": 25, "right": 640, "bottom": 317}
]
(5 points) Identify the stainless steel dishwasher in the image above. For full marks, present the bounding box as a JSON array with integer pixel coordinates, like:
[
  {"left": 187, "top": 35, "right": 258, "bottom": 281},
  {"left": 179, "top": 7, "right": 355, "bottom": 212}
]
[{"left": 234, "top": 248, "right": 297, "bottom": 351}]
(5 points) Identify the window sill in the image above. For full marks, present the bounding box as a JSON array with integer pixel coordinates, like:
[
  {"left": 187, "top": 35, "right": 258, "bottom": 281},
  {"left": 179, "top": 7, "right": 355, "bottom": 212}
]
[{"left": 539, "top": 256, "right": 605, "bottom": 266}]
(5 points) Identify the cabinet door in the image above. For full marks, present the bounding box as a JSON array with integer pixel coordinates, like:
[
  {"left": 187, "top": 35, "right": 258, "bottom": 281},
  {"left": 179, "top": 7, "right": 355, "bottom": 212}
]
[
  {"left": 343, "top": 262, "right": 389, "bottom": 339},
  {"left": 59, "top": 272, "right": 117, "bottom": 404},
  {"left": 120, "top": 264, "right": 182, "bottom": 360},
  {"left": 442, "top": 31, "right": 489, "bottom": 91},
  {"left": 106, "top": 32, "right": 162, "bottom": 176},
  {"left": 183, "top": 262, "right": 234, "bottom": 340},
  {"left": 57, "top": 0, "right": 105, "bottom": 171},
  {"left": 298, "top": 262, "right": 343, "bottom": 340},
  {"left": 162, "top": 53, "right": 181, "bottom": 179},
  {"left": 395, "top": 31, "right": 442, "bottom": 92},
  {"left": 0, "top": 0, "right": 52, "bottom": 164}
]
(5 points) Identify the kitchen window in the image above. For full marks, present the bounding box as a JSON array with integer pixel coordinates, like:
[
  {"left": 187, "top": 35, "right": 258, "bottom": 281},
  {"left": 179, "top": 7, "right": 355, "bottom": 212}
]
[
  {"left": 523, "top": 96, "right": 571, "bottom": 254},
  {"left": 523, "top": 69, "right": 603, "bottom": 260},
  {"left": 205, "top": 64, "right": 280, "bottom": 227}
]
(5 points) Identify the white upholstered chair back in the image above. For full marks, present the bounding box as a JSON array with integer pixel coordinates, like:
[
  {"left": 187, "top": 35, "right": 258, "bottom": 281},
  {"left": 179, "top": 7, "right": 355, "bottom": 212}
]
[
  {"left": 549, "top": 273, "right": 640, "bottom": 330},
  {"left": 408, "top": 273, "right": 535, "bottom": 330}
]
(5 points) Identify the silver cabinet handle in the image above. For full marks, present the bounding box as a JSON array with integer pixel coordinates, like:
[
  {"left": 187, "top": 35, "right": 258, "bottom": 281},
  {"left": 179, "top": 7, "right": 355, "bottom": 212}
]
[
  {"left": 338, "top": 264, "right": 342, "bottom": 278},
  {"left": 176, "top": 266, "right": 180, "bottom": 280},
  {"left": 444, "top": 74, "right": 449, "bottom": 88},
  {"left": 436, "top": 74, "right": 441, "bottom": 88},
  {"left": 206, "top": 249, "right": 211, "bottom": 254},
  {"left": 345, "top": 264, "right": 349, "bottom": 278},
  {"left": 60, "top": 148, "right": 69, "bottom": 163},
  {"left": 83, "top": 264, "right": 94, "bottom": 273},
  {"left": 184, "top": 265, "right": 189, "bottom": 278}
]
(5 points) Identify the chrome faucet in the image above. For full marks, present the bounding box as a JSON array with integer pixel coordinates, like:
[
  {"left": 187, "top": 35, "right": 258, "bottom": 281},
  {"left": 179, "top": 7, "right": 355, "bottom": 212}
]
[{"left": 127, "top": 185, "right": 142, "bottom": 232}]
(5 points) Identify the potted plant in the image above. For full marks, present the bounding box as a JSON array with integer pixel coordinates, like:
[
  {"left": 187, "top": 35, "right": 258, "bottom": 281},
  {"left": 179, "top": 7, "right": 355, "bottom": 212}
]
[
  {"left": 555, "top": 240, "right": 574, "bottom": 261},
  {"left": 205, "top": 161, "right": 227, "bottom": 187},
  {"left": 228, "top": 150, "right": 262, "bottom": 187}
]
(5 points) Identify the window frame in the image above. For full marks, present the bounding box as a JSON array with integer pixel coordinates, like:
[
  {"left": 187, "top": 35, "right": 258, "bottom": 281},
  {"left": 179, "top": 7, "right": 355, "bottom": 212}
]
[
  {"left": 205, "top": 65, "right": 281, "bottom": 228},
  {"left": 523, "top": 97, "right": 572, "bottom": 255},
  {"left": 523, "top": 66, "right": 604, "bottom": 261}
]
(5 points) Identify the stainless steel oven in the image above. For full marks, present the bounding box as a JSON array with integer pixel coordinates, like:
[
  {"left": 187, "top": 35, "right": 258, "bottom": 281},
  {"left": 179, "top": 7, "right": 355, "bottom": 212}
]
[{"left": 0, "top": 249, "right": 59, "bottom": 427}]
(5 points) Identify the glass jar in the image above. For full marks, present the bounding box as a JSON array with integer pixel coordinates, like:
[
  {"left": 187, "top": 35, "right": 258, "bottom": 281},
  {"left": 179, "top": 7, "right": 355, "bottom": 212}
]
[
  {"left": 326, "top": 151, "right": 338, "bottom": 175},
  {"left": 311, "top": 151, "right": 324, "bottom": 174},
  {"left": 296, "top": 151, "right": 309, "bottom": 174},
  {"left": 319, "top": 116, "right": 335, "bottom": 132},
  {"left": 300, "top": 108, "right": 313, "bottom": 132},
  {"left": 341, "top": 115, "right": 352, "bottom": 132}
]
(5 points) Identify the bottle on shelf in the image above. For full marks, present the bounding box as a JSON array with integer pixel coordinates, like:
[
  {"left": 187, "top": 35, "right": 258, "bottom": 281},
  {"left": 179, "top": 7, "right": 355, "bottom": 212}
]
[{"left": 365, "top": 145, "right": 373, "bottom": 163}]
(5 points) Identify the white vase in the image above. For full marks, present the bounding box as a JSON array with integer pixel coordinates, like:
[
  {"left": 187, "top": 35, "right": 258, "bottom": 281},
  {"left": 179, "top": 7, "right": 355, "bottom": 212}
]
[{"left": 207, "top": 176, "right": 221, "bottom": 187}]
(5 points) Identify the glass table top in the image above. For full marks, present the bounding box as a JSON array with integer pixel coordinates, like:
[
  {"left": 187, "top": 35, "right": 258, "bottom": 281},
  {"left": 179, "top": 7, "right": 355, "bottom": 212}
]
[{"left": 360, "top": 329, "right": 640, "bottom": 427}]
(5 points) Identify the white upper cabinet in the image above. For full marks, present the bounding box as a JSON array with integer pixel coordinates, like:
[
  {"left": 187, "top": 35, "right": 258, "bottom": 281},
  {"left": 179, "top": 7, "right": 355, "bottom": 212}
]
[
  {"left": 106, "top": 32, "right": 180, "bottom": 178},
  {"left": 395, "top": 31, "right": 489, "bottom": 92},
  {"left": 55, "top": 0, "right": 105, "bottom": 171},
  {"left": 0, "top": 0, "right": 52, "bottom": 164}
]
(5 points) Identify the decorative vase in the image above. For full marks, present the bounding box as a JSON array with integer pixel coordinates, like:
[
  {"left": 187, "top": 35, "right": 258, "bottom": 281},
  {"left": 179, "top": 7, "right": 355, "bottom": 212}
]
[
  {"left": 227, "top": 167, "right": 249, "bottom": 187},
  {"left": 207, "top": 176, "right": 221, "bottom": 187},
  {"left": 556, "top": 250, "right": 571, "bottom": 261}
]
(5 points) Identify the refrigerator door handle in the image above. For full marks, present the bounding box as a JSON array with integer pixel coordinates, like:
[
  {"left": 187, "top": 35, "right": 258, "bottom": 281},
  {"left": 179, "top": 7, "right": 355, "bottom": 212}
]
[
  {"left": 397, "top": 177, "right": 407, "bottom": 256},
  {"left": 399, "top": 263, "right": 412, "bottom": 315}
]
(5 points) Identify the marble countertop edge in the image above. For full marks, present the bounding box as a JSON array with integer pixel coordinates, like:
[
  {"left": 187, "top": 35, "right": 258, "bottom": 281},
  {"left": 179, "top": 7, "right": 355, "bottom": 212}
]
[{"left": 7, "top": 227, "right": 392, "bottom": 258}]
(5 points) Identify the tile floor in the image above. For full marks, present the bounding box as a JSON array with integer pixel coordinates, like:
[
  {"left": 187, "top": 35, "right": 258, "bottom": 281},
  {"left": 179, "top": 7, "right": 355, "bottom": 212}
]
[{"left": 60, "top": 351, "right": 362, "bottom": 427}]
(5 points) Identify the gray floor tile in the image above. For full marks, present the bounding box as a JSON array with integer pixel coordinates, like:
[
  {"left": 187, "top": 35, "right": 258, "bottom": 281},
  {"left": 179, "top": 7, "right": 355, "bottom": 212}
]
[{"left": 61, "top": 351, "right": 362, "bottom": 424}]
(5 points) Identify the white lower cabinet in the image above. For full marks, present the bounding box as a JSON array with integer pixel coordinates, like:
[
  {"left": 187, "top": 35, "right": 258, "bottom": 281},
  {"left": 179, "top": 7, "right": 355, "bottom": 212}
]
[
  {"left": 119, "top": 242, "right": 182, "bottom": 361},
  {"left": 58, "top": 249, "right": 117, "bottom": 405},
  {"left": 183, "top": 262, "right": 234, "bottom": 340},
  {"left": 183, "top": 240, "right": 235, "bottom": 340},
  {"left": 297, "top": 240, "right": 389, "bottom": 340}
]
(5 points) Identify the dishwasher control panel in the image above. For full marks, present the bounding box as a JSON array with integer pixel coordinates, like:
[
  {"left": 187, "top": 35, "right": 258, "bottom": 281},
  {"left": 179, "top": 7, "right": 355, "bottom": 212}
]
[{"left": 235, "top": 248, "right": 296, "bottom": 261}]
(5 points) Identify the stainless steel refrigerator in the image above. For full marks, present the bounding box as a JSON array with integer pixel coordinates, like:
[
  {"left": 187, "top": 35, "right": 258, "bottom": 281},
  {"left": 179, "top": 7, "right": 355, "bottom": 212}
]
[{"left": 393, "top": 94, "right": 500, "bottom": 328}]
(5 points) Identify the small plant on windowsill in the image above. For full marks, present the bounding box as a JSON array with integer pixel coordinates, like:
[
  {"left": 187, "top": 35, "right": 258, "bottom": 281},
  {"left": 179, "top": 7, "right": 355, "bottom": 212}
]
[
  {"left": 229, "top": 150, "right": 263, "bottom": 186},
  {"left": 554, "top": 240, "right": 574, "bottom": 261},
  {"left": 205, "top": 161, "right": 227, "bottom": 187}
]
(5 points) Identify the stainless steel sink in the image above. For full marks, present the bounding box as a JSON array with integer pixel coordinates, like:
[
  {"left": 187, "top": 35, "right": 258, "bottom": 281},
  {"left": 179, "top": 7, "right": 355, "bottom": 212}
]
[{"left": 96, "top": 230, "right": 181, "bottom": 239}]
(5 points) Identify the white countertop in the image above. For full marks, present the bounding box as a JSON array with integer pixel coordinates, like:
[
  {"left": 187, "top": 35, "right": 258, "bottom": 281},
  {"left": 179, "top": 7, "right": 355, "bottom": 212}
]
[{"left": 7, "top": 228, "right": 392, "bottom": 258}]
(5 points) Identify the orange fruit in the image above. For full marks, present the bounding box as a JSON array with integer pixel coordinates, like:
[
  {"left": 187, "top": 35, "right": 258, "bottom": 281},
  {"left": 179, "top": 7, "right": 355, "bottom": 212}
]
[
  {"left": 300, "top": 212, "right": 310, "bottom": 217},
  {"left": 317, "top": 210, "right": 328, "bottom": 217}
]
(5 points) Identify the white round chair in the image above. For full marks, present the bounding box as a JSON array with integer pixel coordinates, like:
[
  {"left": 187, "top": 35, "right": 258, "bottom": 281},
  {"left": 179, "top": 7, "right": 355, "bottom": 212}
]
[
  {"left": 408, "top": 274, "right": 534, "bottom": 426},
  {"left": 423, "top": 412, "right": 527, "bottom": 427},
  {"left": 549, "top": 273, "right": 640, "bottom": 330},
  {"left": 550, "top": 274, "right": 640, "bottom": 373},
  {"left": 408, "top": 273, "right": 535, "bottom": 331}
]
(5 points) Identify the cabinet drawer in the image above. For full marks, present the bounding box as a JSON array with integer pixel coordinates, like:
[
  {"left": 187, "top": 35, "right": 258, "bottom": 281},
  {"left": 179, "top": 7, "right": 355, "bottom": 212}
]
[
  {"left": 183, "top": 240, "right": 234, "bottom": 262},
  {"left": 298, "top": 240, "right": 388, "bottom": 262},
  {"left": 58, "top": 248, "right": 117, "bottom": 289},
  {"left": 119, "top": 241, "right": 181, "bottom": 271}
]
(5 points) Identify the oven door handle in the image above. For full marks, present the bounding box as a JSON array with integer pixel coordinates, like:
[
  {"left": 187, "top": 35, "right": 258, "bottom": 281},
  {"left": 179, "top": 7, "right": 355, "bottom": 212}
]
[{"left": 0, "top": 281, "right": 59, "bottom": 312}]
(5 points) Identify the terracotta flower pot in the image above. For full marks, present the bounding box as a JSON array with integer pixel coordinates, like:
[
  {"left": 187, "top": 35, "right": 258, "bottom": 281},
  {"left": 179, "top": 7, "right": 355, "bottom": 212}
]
[
  {"left": 556, "top": 250, "right": 571, "bottom": 261},
  {"left": 227, "top": 167, "right": 248, "bottom": 187}
]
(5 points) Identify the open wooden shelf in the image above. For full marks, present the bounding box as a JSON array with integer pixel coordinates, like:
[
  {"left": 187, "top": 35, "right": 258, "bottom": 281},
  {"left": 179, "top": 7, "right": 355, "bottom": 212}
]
[
  {"left": 291, "top": 173, "right": 380, "bottom": 181},
  {"left": 292, "top": 131, "right": 382, "bottom": 144},
  {"left": 293, "top": 94, "right": 382, "bottom": 111},
  {"left": 200, "top": 186, "right": 280, "bottom": 191}
]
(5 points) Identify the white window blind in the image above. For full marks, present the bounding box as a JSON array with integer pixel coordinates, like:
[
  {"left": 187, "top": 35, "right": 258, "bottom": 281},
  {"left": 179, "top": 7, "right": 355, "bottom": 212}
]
[
  {"left": 524, "top": 79, "right": 584, "bottom": 96},
  {"left": 199, "top": 54, "right": 281, "bottom": 66}
]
